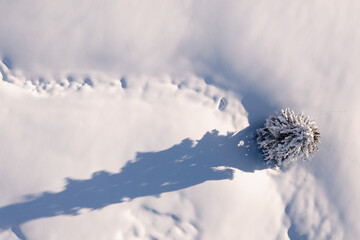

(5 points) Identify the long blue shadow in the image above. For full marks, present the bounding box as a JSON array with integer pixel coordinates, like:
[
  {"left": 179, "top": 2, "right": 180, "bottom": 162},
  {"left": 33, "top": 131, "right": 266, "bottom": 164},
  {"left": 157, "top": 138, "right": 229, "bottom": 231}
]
[
  {"left": 0, "top": 56, "right": 277, "bottom": 237},
  {"left": 0, "top": 127, "right": 267, "bottom": 231}
]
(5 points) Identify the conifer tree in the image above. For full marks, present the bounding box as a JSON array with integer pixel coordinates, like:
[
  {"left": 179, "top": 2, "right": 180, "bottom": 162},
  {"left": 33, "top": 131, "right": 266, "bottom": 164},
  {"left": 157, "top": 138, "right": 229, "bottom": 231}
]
[{"left": 257, "top": 108, "right": 320, "bottom": 165}]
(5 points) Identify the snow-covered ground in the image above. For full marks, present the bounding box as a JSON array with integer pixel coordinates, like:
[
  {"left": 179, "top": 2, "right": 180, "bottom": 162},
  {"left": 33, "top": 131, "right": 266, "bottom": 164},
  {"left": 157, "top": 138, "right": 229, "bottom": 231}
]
[{"left": 1, "top": 1, "right": 360, "bottom": 239}]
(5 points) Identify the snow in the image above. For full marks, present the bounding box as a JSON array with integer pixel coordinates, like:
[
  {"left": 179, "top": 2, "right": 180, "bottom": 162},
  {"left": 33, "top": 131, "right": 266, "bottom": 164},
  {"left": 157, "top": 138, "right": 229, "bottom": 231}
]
[
  {"left": 257, "top": 108, "right": 320, "bottom": 165},
  {"left": 1, "top": 0, "right": 360, "bottom": 239}
]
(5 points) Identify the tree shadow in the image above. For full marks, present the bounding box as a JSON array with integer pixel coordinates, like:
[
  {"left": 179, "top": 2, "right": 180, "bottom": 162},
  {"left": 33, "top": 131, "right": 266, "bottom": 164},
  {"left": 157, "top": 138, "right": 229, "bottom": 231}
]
[
  {"left": 0, "top": 75, "right": 279, "bottom": 235},
  {"left": 0, "top": 126, "right": 268, "bottom": 231}
]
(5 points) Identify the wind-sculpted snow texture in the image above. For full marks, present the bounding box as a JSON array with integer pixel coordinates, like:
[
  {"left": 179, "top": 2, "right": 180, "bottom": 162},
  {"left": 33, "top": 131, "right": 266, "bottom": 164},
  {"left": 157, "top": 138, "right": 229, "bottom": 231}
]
[{"left": 1, "top": 0, "right": 360, "bottom": 239}]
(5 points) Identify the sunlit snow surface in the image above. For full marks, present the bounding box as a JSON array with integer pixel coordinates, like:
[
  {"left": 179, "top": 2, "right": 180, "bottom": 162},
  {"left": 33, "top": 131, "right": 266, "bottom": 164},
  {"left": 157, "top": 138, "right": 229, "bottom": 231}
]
[{"left": 1, "top": 1, "right": 360, "bottom": 239}]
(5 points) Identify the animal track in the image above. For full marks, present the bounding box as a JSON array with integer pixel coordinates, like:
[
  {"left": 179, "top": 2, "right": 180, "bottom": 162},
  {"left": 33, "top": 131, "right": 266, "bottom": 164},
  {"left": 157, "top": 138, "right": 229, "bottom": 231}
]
[{"left": 0, "top": 57, "right": 247, "bottom": 130}]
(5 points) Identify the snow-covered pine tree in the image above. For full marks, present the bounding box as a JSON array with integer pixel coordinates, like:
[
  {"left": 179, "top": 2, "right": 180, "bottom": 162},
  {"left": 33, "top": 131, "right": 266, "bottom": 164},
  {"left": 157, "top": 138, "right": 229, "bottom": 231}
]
[{"left": 256, "top": 108, "right": 320, "bottom": 165}]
